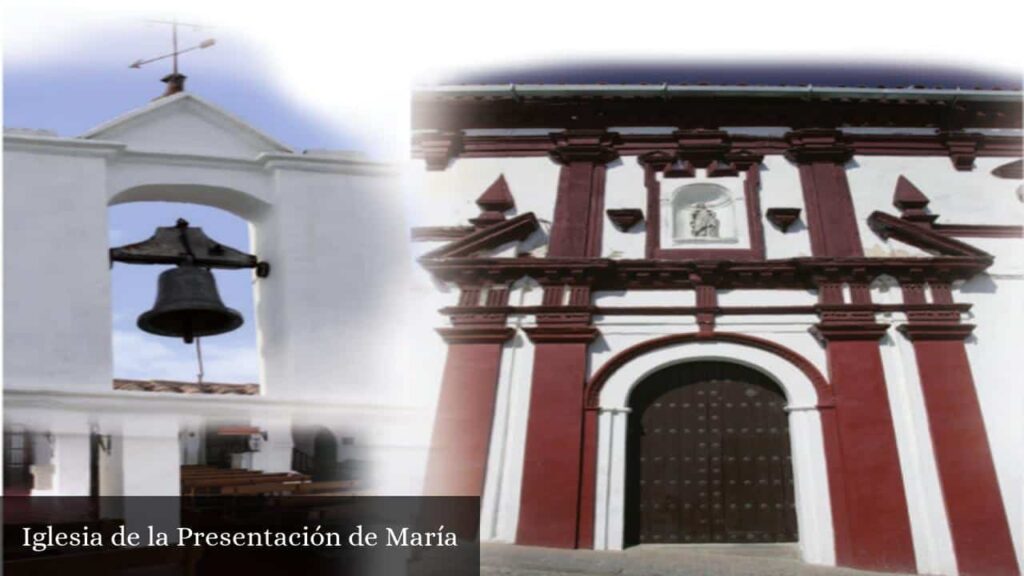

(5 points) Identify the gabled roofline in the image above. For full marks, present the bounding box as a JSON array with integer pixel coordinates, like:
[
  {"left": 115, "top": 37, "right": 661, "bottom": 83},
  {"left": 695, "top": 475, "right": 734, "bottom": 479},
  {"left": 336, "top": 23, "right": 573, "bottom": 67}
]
[{"left": 80, "top": 92, "right": 293, "bottom": 153}]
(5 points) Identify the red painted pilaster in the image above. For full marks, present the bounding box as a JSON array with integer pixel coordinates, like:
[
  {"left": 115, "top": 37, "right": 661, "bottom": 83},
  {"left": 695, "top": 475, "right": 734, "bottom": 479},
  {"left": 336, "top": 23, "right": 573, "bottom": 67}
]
[
  {"left": 424, "top": 287, "right": 514, "bottom": 497},
  {"left": 787, "top": 130, "right": 864, "bottom": 258},
  {"left": 516, "top": 321, "right": 599, "bottom": 548},
  {"left": 813, "top": 280, "right": 916, "bottom": 573},
  {"left": 899, "top": 283, "right": 1019, "bottom": 576},
  {"left": 547, "top": 131, "right": 618, "bottom": 258}
]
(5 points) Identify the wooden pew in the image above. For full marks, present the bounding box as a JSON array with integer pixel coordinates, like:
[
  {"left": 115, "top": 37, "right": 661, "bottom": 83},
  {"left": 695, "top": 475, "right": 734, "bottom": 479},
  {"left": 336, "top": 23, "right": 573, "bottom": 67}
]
[
  {"left": 182, "top": 473, "right": 309, "bottom": 496},
  {"left": 294, "top": 480, "right": 358, "bottom": 495},
  {"left": 219, "top": 481, "right": 302, "bottom": 496}
]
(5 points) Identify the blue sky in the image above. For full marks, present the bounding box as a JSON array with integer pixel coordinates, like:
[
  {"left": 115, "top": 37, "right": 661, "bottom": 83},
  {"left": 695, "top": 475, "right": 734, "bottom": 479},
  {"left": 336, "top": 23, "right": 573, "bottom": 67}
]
[{"left": 5, "top": 31, "right": 359, "bottom": 384}]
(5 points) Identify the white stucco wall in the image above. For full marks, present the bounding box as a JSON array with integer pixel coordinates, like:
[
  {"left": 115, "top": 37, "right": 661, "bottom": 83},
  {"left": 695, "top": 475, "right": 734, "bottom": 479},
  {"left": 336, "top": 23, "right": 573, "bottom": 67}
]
[{"left": 4, "top": 145, "right": 114, "bottom": 393}]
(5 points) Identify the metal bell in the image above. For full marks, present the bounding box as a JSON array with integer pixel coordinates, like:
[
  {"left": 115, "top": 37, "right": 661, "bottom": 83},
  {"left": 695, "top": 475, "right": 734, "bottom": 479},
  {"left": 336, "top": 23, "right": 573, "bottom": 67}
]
[{"left": 137, "top": 265, "right": 243, "bottom": 343}]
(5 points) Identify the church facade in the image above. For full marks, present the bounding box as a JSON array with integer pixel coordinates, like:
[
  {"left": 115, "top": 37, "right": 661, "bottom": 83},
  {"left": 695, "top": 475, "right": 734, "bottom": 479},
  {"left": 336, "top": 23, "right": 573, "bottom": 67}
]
[{"left": 409, "top": 84, "right": 1023, "bottom": 575}]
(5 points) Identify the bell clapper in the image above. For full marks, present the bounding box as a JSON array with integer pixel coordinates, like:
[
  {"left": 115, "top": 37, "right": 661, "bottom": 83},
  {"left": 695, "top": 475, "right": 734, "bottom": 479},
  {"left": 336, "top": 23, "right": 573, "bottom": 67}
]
[{"left": 195, "top": 336, "right": 205, "bottom": 386}]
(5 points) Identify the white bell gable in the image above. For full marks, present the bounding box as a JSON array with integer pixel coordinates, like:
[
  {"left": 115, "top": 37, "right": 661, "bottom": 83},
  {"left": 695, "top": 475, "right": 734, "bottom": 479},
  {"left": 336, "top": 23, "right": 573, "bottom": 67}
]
[{"left": 81, "top": 92, "right": 292, "bottom": 158}]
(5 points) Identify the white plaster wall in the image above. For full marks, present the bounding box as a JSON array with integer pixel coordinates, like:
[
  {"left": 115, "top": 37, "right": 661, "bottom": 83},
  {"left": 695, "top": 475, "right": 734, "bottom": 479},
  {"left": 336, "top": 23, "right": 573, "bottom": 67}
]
[
  {"left": 759, "top": 156, "right": 814, "bottom": 259},
  {"left": 594, "top": 289, "right": 697, "bottom": 307},
  {"left": 120, "top": 416, "right": 180, "bottom": 496},
  {"left": 956, "top": 274, "right": 1024, "bottom": 567},
  {"left": 846, "top": 156, "right": 1024, "bottom": 258},
  {"left": 3, "top": 147, "right": 113, "bottom": 393},
  {"left": 591, "top": 313, "right": 828, "bottom": 383},
  {"left": 602, "top": 157, "right": 647, "bottom": 259},
  {"left": 410, "top": 156, "right": 562, "bottom": 238},
  {"left": 480, "top": 308, "right": 536, "bottom": 542},
  {"left": 253, "top": 167, "right": 410, "bottom": 404}
]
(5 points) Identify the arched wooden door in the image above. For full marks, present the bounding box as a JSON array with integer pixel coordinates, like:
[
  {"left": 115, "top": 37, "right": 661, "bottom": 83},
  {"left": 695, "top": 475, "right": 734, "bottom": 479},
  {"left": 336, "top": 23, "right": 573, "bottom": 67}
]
[{"left": 624, "top": 362, "right": 797, "bottom": 545}]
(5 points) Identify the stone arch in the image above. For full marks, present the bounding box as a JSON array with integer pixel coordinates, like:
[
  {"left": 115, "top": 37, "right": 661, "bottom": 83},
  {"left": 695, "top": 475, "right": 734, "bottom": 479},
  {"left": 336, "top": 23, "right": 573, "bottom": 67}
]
[
  {"left": 585, "top": 333, "right": 837, "bottom": 567},
  {"left": 585, "top": 332, "right": 833, "bottom": 410}
]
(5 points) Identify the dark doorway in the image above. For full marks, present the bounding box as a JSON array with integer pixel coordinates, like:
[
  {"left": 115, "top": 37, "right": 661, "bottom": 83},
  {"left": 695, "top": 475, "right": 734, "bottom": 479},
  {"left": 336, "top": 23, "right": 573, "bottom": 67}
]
[
  {"left": 313, "top": 428, "right": 338, "bottom": 481},
  {"left": 3, "top": 427, "right": 34, "bottom": 496},
  {"left": 624, "top": 361, "right": 797, "bottom": 545}
]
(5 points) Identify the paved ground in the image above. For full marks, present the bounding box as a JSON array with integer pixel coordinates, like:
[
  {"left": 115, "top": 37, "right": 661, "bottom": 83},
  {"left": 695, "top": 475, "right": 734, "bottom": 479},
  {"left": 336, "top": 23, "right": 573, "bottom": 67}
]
[{"left": 480, "top": 543, "right": 910, "bottom": 576}]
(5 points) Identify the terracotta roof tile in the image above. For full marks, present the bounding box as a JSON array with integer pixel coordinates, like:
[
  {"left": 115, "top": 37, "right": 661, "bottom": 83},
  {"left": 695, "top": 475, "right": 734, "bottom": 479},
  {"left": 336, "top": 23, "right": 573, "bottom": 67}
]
[{"left": 113, "top": 379, "right": 258, "bottom": 395}]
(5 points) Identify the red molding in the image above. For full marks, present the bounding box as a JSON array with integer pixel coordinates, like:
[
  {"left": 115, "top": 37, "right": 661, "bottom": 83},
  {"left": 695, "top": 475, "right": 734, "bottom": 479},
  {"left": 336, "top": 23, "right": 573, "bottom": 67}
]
[
  {"left": 421, "top": 255, "right": 992, "bottom": 289},
  {"left": 931, "top": 223, "right": 1023, "bottom": 238},
  {"left": 417, "top": 131, "right": 462, "bottom": 170},
  {"left": 523, "top": 325, "right": 599, "bottom": 344},
  {"left": 896, "top": 322, "right": 976, "bottom": 341},
  {"left": 765, "top": 207, "right": 802, "bottom": 231},
  {"left": 439, "top": 302, "right": 972, "bottom": 318},
  {"left": 435, "top": 325, "right": 515, "bottom": 344},
  {"left": 584, "top": 331, "right": 833, "bottom": 408},
  {"left": 868, "top": 211, "right": 991, "bottom": 257},
  {"left": 991, "top": 158, "right": 1023, "bottom": 179},
  {"left": 790, "top": 130, "right": 864, "bottom": 258},
  {"left": 785, "top": 129, "right": 854, "bottom": 164},
  {"left": 412, "top": 132, "right": 1023, "bottom": 164},
  {"left": 421, "top": 212, "right": 539, "bottom": 259},
  {"left": 547, "top": 131, "right": 618, "bottom": 258},
  {"left": 413, "top": 94, "right": 1021, "bottom": 133},
  {"left": 410, "top": 226, "right": 475, "bottom": 241},
  {"left": 811, "top": 322, "right": 890, "bottom": 342},
  {"left": 549, "top": 130, "right": 620, "bottom": 165},
  {"left": 606, "top": 208, "right": 644, "bottom": 231},
  {"left": 941, "top": 131, "right": 984, "bottom": 171},
  {"left": 892, "top": 176, "right": 939, "bottom": 225}
]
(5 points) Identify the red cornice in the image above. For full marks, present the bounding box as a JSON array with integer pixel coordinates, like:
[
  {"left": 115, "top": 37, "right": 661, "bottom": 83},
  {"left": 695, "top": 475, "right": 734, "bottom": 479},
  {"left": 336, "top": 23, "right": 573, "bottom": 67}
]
[
  {"left": 811, "top": 322, "right": 890, "bottom": 342},
  {"left": 931, "top": 223, "right": 1023, "bottom": 238},
  {"left": 438, "top": 302, "right": 971, "bottom": 318},
  {"left": 867, "top": 211, "right": 992, "bottom": 257},
  {"left": 413, "top": 94, "right": 1021, "bottom": 133},
  {"left": 417, "top": 131, "right": 462, "bottom": 170},
  {"left": 436, "top": 325, "right": 515, "bottom": 344},
  {"left": 548, "top": 130, "right": 620, "bottom": 165},
  {"left": 897, "top": 323, "right": 976, "bottom": 341},
  {"left": 420, "top": 255, "right": 992, "bottom": 289},
  {"left": 410, "top": 226, "right": 475, "bottom": 242},
  {"left": 523, "top": 324, "right": 600, "bottom": 344},
  {"left": 413, "top": 132, "right": 1023, "bottom": 164},
  {"left": 420, "top": 212, "right": 539, "bottom": 259},
  {"left": 785, "top": 129, "right": 854, "bottom": 164}
]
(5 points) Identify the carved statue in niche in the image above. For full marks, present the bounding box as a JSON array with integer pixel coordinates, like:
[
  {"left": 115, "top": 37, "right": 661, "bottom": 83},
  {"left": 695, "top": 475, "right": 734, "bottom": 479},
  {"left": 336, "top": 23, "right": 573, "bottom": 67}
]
[{"left": 690, "top": 204, "right": 720, "bottom": 238}]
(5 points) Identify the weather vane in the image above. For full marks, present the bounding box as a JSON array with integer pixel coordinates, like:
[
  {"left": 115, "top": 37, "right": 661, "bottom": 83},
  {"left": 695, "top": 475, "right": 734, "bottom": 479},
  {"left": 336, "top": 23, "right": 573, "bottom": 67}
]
[{"left": 129, "top": 19, "right": 216, "bottom": 97}]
